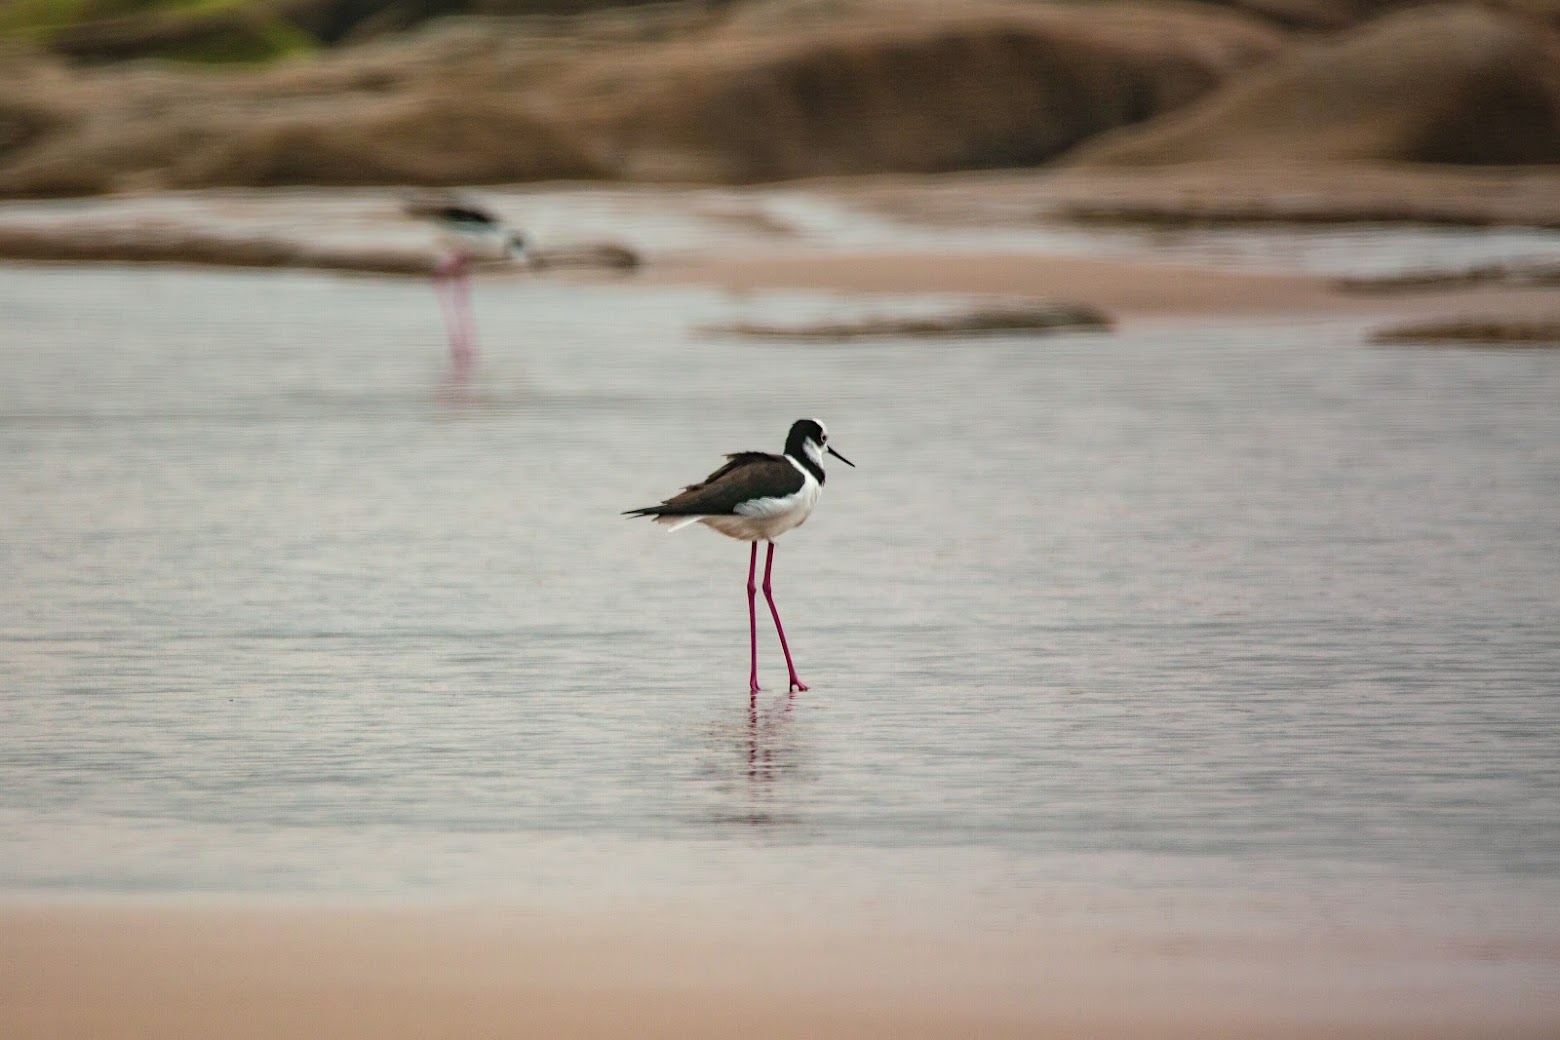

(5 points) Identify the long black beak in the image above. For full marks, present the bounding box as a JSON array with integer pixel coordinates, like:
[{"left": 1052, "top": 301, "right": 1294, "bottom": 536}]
[{"left": 827, "top": 445, "right": 855, "bottom": 467}]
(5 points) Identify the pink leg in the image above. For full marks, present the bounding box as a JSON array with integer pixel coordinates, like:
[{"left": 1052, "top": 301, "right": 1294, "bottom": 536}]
[
  {"left": 762, "top": 541, "right": 808, "bottom": 692},
  {"left": 747, "top": 541, "right": 761, "bottom": 695},
  {"left": 433, "top": 253, "right": 476, "bottom": 377}
]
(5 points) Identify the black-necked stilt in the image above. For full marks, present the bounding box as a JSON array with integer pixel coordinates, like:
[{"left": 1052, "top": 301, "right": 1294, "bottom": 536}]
[
  {"left": 625, "top": 418, "right": 854, "bottom": 695},
  {"left": 405, "top": 196, "right": 531, "bottom": 377}
]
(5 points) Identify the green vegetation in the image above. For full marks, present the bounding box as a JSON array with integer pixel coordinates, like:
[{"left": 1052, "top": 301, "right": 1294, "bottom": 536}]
[
  {"left": 0, "top": 0, "right": 318, "bottom": 62},
  {"left": 3, "top": 0, "right": 223, "bottom": 37}
]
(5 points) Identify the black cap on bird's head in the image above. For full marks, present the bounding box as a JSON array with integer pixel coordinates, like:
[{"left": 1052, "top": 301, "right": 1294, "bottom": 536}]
[{"left": 785, "top": 418, "right": 854, "bottom": 471}]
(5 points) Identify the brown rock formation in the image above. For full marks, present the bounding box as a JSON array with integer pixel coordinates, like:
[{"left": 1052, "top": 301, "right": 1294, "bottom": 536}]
[
  {"left": 0, "top": 0, "right": 1285, "bottom": 195},
  {"left": 1065, "top": 4, "right": 1560, "bottom": 166}
]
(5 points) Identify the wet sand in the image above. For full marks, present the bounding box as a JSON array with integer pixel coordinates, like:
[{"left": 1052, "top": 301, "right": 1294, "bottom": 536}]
[
  {"left": 5, "top": 900, "right": 1557, "bottom": 1040},
  {"left": 641, "top": 248, "right": 1560, "bottom": 326}
]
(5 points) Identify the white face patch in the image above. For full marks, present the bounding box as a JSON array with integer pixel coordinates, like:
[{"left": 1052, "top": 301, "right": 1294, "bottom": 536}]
[{"left": 803, "top": 438, "right": 825, "bottom": 469}]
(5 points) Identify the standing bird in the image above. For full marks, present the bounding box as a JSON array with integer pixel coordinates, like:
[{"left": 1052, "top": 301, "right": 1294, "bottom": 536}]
[
  {"left": 405, "top": 196, "right": 530, "bottom": 377},
  {"left": 625, "top": 419, "right": 854, "bottom": 695}
]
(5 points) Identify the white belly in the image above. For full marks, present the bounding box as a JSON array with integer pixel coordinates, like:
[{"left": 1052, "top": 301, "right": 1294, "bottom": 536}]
[
  {"left": 441, "top": 225, "right": 511, "bottom": 263},
  {"left": 700, "top": 470, "right": 821, "bottom": 542}
]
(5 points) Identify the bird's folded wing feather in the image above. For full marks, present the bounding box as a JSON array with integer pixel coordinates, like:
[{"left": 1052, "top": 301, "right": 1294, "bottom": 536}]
[
  {"left": 647, "top": 453, "right": 802, "bottom": 515},
  {"left": 405, "top": 194, "right": 495, "bottom": 225}
]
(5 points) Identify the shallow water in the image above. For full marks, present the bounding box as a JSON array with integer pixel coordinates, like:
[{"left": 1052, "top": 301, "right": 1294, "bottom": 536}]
[
  {"left": 2, "top": 234, "right": 1559, "bottom": 962},
  {"left": 12, "top": 183, "right": 1560, "bottom": 278}
]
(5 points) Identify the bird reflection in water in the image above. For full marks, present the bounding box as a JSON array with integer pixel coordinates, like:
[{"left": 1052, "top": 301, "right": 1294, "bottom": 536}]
[
  {"left": 746, "top": 690, "right": 797, "bottom": 786},
  {"left": 721, "top": 688, "right": 810, "bottom": 834}
]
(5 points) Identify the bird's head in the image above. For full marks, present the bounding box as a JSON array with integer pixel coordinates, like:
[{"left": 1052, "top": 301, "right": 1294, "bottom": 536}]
[
  {"left": 506, "top": 232, "right": 535, "bottom": 266},
  {"left": 788, "top": 418, "right": 854, "bottom": 471}
]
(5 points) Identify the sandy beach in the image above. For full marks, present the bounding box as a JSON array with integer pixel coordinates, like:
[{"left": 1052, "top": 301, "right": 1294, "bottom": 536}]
[{"left": 6, "top": 898, "right": 1559, "bottom": 1040}]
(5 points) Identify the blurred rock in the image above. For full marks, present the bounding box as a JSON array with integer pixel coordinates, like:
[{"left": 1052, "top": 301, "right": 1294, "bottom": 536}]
[
  {"left": 707, "top": 299, "right": 1114, "bottom": 339},
  {"left": 1370, "top": 318, "right": 1560, "bottom": 345},
  {"left": 1336, "top": 260, "right": 1560, "bottom": 292},
  {"left": 0, "top": 0, "right": 1283, "bottom": 195},
  {"left": 1065, "top": 4, "right": 1560, "bottom": 165},
  {"left": 1194, "top": 0, "right": 1560, "bottom": 32},
  {"left": 2, "top": 0, "right": 1558, "bottom": 198},
  {"left": 0, "top": 221, "right": 430, "bottom": 273},
  {"left": 592, "top": 1, "right": 1285, "bottom": 180},
  {"left": 32, "top": 0, "right": 722, "bottom": 59},
  {"left": 530, "top": 242, "right": 642, "bottom": 270}
]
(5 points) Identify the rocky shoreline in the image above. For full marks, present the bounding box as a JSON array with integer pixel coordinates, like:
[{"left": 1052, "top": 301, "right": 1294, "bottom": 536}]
[{"left": 3, "top": 0, "right": 1558, "bottom": 198}]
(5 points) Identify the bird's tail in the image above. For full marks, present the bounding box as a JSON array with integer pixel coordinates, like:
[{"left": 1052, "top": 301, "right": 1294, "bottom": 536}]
[{"left": 623, "top": 509, "right": 703, "bottom": 532}]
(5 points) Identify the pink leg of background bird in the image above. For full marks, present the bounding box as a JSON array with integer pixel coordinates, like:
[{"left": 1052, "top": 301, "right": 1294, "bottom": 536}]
[
  {"left": 747, "top": 541, "right": 761, "bottom": 696},
  {"left": 762, "top": 541, "right": 808, "bottom": 692},
  {"left": 433, "top": 254, "right": 477, "bottom": 378}
]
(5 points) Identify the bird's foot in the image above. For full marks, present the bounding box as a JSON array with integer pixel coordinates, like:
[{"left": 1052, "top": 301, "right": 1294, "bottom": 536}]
[{"left": 788, "top": 678, "right": 809, "bottom": 693}]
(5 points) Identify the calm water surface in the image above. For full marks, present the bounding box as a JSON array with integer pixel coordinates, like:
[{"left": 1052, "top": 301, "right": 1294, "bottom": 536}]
[{"left": 2, "top": 230, "right": 1559, "bottom": 951}]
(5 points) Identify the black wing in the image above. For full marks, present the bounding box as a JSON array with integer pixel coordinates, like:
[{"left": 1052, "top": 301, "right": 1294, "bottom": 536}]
[
  {"left": 404, "top": 195, "right": 497, "bottom": 227},
  {"left": 435, "top": 205, "right": 498, "bottom": 227},
  {"left": 624, "top": 452, "right": 803, "bottom": 517}
]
